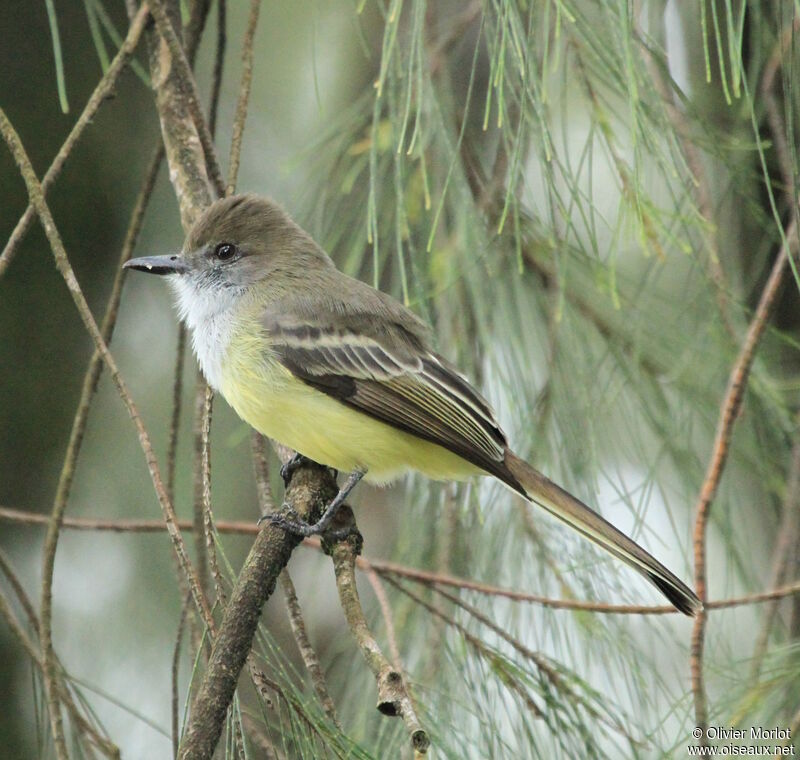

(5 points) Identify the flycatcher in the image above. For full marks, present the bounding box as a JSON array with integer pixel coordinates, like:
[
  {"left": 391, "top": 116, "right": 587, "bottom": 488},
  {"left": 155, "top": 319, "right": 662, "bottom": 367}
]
[{"left": 125, "top": 194, "right": 701, "bottom": 616}]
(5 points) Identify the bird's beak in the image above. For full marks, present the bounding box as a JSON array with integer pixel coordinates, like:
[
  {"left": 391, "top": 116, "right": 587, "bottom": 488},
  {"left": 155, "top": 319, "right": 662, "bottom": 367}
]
[{"left": 123, "top": 255, "right": 189, "bottom": 275}]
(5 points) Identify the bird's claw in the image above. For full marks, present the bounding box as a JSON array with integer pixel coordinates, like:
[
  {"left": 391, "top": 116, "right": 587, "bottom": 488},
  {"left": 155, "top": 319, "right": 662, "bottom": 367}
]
[{"left": 280, "top": 453, "right": 310, "bottom": 486}]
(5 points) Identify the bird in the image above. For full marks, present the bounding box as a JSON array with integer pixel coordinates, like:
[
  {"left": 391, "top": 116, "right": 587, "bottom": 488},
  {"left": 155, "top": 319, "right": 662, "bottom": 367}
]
[{"left": 124, "top": 193, "right": 701, "bottom": 616}]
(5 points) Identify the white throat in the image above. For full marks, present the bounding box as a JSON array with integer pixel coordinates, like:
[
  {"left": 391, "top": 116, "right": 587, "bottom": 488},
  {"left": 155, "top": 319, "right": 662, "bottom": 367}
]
[{"left": 169, "top": 277, "right": 242, "bottom": 391}]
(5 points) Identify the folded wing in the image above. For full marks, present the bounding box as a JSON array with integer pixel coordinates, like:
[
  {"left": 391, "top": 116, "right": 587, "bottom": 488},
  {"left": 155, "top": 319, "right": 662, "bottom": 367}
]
[{"left": 263, "top": 311, "right": 509, "bottom": 476}]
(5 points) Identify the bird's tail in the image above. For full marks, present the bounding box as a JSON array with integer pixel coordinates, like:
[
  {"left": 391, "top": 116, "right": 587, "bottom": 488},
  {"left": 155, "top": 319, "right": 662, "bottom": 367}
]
[{"left": 503, "top": 450, "right": 701, "bottom": 616}]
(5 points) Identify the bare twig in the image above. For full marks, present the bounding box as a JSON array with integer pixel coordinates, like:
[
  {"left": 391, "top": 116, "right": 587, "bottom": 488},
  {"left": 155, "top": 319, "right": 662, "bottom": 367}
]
[
  {"left": 0, "top": 561, "right": 120, "bottom": 758},
  {"left": 199, "top": 383, "right": 226, "bottom": 604},
  {"left": 251, "top": 432, "right": 276, "bottom": 515},
  {"left": 146, "top": 0, "right": 213, "bottom": 228},
  {"left": 226, "top": 0, "right": 262, "bottom": 194},
  {"left": 149, "top": 0, "right": 226, "bottom": 197},
  {"left": 691, "top": 223, "right": 797, "bottom": 734},
  {"left": 384, "top": 576, "right": 543, "bottom": 719},
  {"left": 166, "top": 325, "right": 187, "bottom": 503},
  {"left": 0, "top": 4, "right": 150, "bottom": 277},
  {"left": 28, "top": 135, "right": 161, "bottom": 760},
  {"left": 192, "top": 375, "right": 212, "bottom": 600},
  {"left": 691, "top": 9, "right": 800, "bottom": 732},
  {"left": 328, "top": 508, "right": 429, "bottom": 754},
  {"left": 6, "top": 504, "right": 800, "bottom": 613},
  {"left": 0, "top": 108, "right": 215, "bottom": 754},
  {"left": 749, "top": 431, "right": 800, "bottom": 683},
  {"left": 279, "top": 570, "right": 340, "bottom": 727},
  {"left": 364, "top": 567, "right": 402, "bottom": 668},
  {"left": 208, "top": 0, "right": 227, "bottom": 138},
  {"left": 172, "top": 593, "right": 192, "bottom": 759}
]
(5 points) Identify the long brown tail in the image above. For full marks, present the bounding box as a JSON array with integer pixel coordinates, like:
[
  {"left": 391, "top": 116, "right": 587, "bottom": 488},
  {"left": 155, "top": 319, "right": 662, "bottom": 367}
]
[{"left": 502, "top": 450, "right": 701, "bottom": 616}]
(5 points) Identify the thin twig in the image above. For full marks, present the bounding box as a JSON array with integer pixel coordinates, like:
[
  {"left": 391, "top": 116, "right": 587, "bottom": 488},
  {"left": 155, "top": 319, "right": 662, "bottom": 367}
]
[
  {"left": 192, "top": 375, "right": 212, "bottom": 600},
  {"left": 691, "top": 222, "right": 797, "bottom": 735},
  {"left": 364, "top": 567, "right": 402, "bottom": 668},
  {"left": 328, "top": 507, "right": 429, "bottom": 754},
  {"left": 279, "top": 570, "right": 340, "bottom": 727},
  {"left": 200, "top": 383, "right": 226, "bottom": 604},
  {"left": 383, "top": 576, "right": 543, "bottom": 719},
  {"left": 5, "top": 505, "right": 800, "bottom": 613},
  {"left": 146, "top": 0, "right": 213, "bottom": 229},
  {"left": 0, "top": 111, "right": 216, "bottom": 755},
  {"left": 251, "top": 432, "right": 276, "bottom": 515},
  {"left": 172, "top": 593, "right": 192, "bottom": 759},
  {"left": 0, "top": 4, "right": 151, "bottom": 277},
  {"left": 226, "top": 0, "right": 262, "bottom": 194},
  {"left": 749, "top": 431, "right": 800, "bottom": 683},
  {"left": 208, "top": 0, "right": 227, "bottom": 138},
  {"left": 0, "top": 548, "right": 40, "bottom": 633},
  {"left": 149, "top": 0, "right": 226, "bottom": 197},
  {"left": 29, "top": 135, "right": 161, "bottom": 760},
  {"left": 691, "top": 9, "right": 800, "bottom": 731},
  {"left": 0, "top": 566, "right": 120, "bottom": 757},
  {"left": 166, "top": 325, "right": 187, "bottom": 504}
]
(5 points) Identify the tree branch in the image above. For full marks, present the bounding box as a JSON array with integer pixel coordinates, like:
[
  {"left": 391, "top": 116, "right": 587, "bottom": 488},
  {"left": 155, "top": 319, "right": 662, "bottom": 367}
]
[
  {"left": 328, "top": 508, "right": 430, "bottom": 754},
  {"left": 177, "top": 461, "right": 339, "bottom": 759},
  {"left": 0, "top": 106, "right": 214, "bottom": 757},
  {"left": 691, "top": 219, "right": 797, "bottom": 736}
]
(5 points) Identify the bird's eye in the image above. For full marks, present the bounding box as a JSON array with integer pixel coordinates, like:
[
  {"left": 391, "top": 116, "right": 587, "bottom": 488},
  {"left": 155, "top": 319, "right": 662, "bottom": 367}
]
[{"left": 214, "top": 243, "right": 236, "bottom": 261}]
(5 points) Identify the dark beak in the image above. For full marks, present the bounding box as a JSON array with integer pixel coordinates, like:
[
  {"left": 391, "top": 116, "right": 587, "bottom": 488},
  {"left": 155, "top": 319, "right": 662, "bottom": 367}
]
[{"left": 123, "top": 255, "right": 188, "bottom": 275}]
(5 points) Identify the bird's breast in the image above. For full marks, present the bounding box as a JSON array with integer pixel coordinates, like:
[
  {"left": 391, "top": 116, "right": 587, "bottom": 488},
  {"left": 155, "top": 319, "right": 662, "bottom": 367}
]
[{"left": 189, "top": 311, "right": 239, "bottom": 392}]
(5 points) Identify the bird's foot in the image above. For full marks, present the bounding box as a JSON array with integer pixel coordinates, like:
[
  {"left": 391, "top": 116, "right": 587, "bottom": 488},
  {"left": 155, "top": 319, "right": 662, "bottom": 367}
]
[
  {"left": 264, "top": 469, "right": 366, "bottom": 539},
  {"left": 279, "top": 453, "right": 311, "bottom": 486}
]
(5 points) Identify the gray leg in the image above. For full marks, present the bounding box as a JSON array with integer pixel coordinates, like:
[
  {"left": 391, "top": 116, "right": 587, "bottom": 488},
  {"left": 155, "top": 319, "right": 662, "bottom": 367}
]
[{"left": 268, "top": 469, "right": 366, "bottom": 537}]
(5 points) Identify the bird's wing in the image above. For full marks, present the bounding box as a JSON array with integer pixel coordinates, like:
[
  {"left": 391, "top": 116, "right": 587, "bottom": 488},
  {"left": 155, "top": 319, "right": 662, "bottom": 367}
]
[{"left": 262, "top": 310, "right": 507, "bottom": 470}]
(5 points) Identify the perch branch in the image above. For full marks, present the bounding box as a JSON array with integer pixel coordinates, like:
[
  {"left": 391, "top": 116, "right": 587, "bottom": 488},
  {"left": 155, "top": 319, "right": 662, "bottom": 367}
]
[
  {"left": 177, "top": 459, "right": 339, "bottom": 759},
  {"left": 328, "top": 507, "right": 430, "bottom": 755}
]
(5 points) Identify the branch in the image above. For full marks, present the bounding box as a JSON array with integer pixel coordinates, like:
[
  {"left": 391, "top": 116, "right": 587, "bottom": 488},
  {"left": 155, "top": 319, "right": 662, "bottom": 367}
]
[
  {"left": 5, "top": 505, "right": 800, "bottom": 613},
  {"left": 146, "top": 0, "right": 213, "bottom": 227},
  {"left": 749, "top": 429, "right": 800, "bottom": 683},
  {"left": 149, "top": 0, "right": 225, "bottom": 197},
  {"left": 327, "top": 508, "right": 429, "bottom": 754},
  {"left": 691, "top": 219, "right": 797, "bottom": 734},
  {"left": 226, "top": 0, "right": 262, "bottom": 194},
  {"left": 691, "top": 10, "right": 800, "bottom": 731},
  {"left": 177, "top": 461, "right": 340, "bottom": 759},
  {"left": 279, "top": 570, "right": 340, "bottom": 727},
  {"left": 0, "top": 552, "right": 120, "bottom": 757},
  {"left": 0, "top": 107, "right": 214, "bottom": 756}
]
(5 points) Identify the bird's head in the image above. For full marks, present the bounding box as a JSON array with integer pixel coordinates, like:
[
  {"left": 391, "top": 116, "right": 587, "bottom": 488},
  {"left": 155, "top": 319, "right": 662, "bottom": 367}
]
[{"left": 124, "top": 194, "right": 332, "bottom": 296}]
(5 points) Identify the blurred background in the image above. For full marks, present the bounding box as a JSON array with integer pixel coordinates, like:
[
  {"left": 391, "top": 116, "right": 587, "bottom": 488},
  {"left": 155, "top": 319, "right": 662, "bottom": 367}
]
[{"left": 1, "top": 0, "right": 798, "bottom": 757}]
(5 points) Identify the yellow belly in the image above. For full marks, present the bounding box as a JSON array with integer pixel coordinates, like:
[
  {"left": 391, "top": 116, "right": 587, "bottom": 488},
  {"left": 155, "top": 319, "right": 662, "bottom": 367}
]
[{"left": 219, "top": 335, "right": 479, "bottom": 485}]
